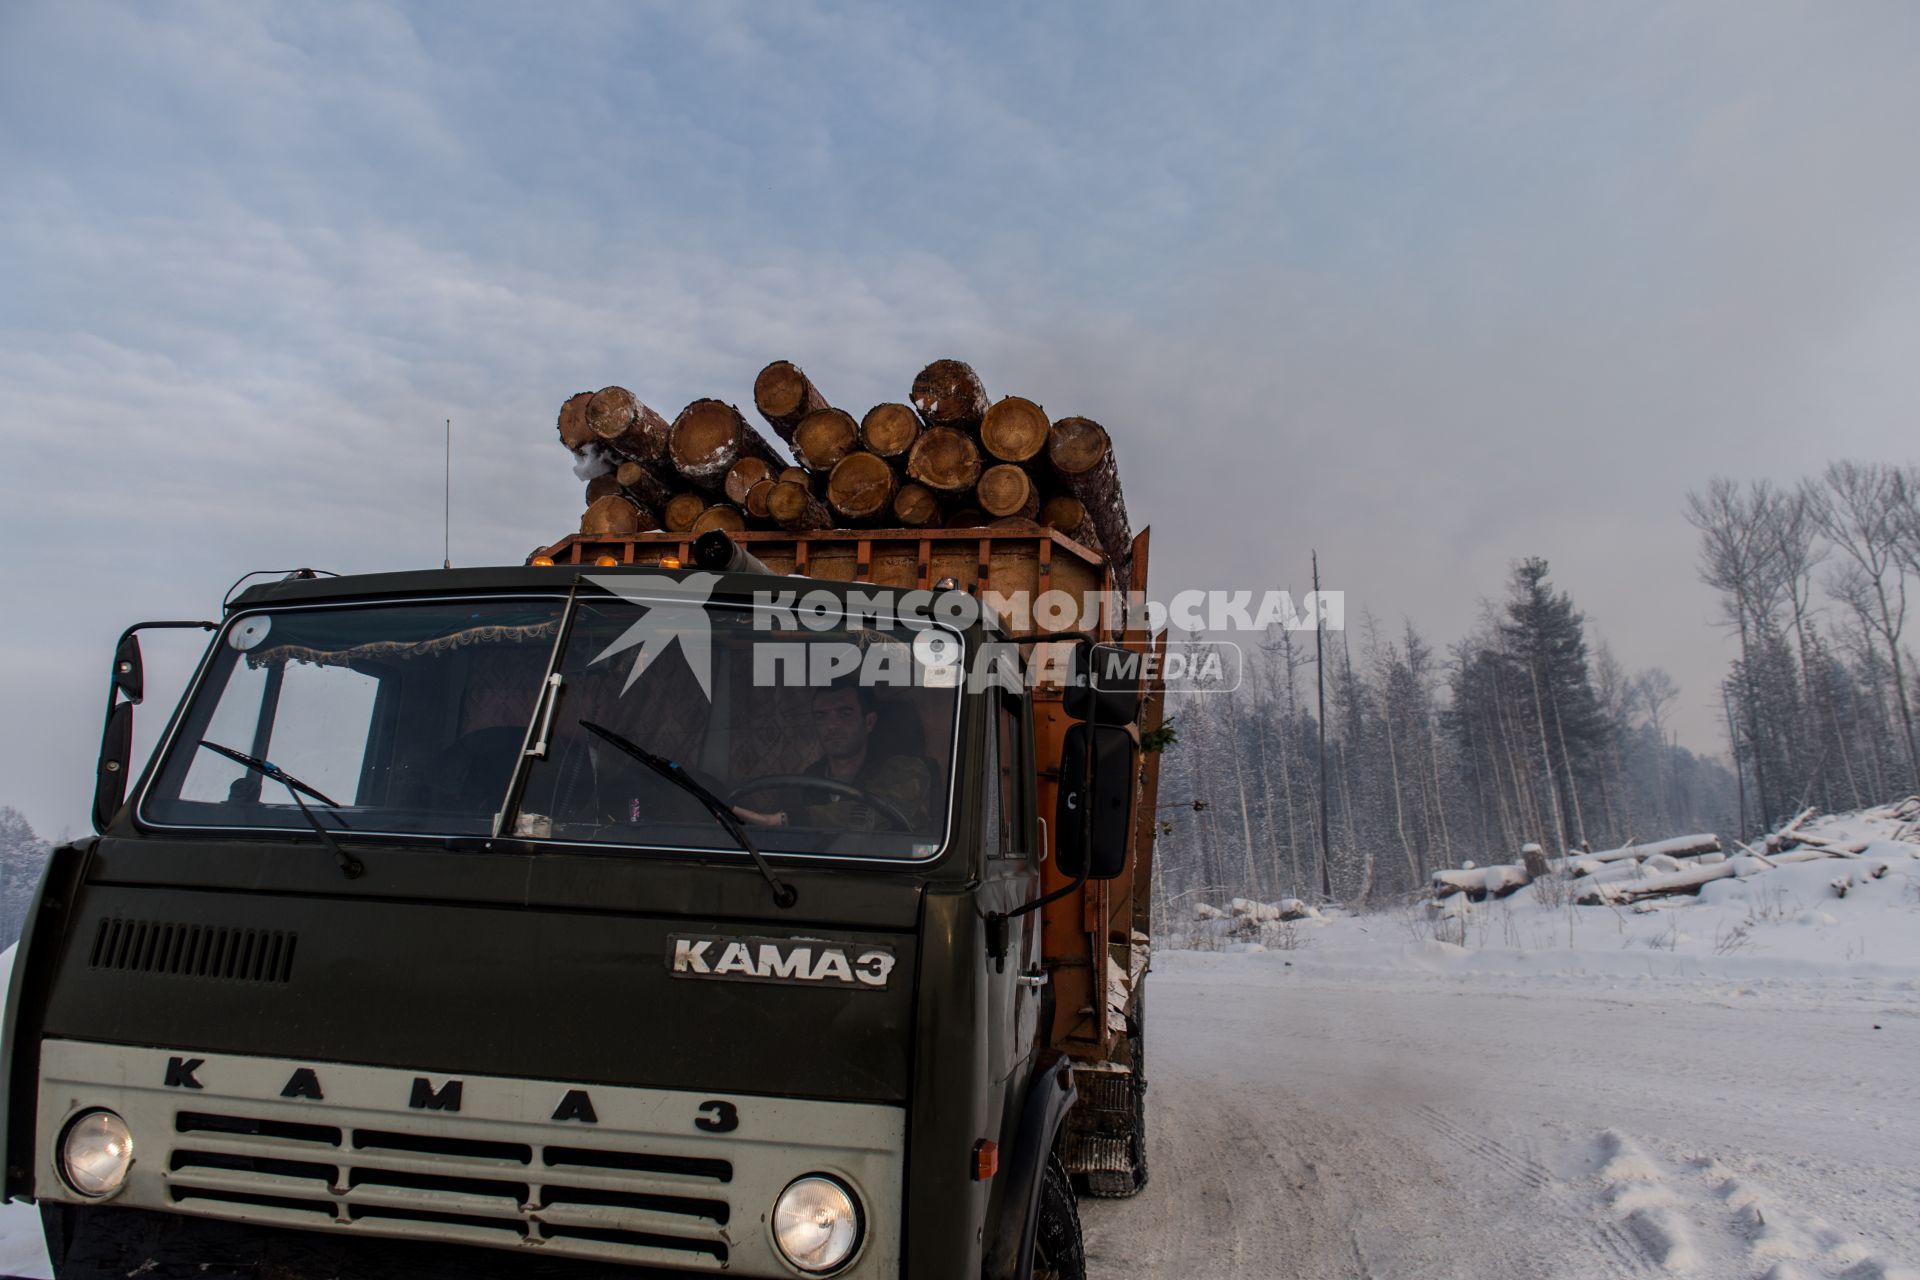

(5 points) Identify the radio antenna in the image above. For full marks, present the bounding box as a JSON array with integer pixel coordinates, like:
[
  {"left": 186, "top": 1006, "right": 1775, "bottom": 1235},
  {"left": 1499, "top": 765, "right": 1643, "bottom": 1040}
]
[{"left": 443, "top": 417, "right": 453, "bottom": 569}]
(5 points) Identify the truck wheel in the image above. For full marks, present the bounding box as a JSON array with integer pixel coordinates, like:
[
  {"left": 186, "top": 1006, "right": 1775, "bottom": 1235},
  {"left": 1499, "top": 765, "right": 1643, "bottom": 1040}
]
[{"left": 1032, "top": 1154, "right": 1086, "bottom": 1280}]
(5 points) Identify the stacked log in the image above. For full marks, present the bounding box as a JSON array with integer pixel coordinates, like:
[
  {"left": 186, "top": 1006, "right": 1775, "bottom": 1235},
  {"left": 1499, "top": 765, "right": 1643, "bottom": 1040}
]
[
  {"left": 861, "top": 403, "right": 922, "bottom": 461},
  {"left": 556, "top": 360, "right": 1139, "bottom": 582},
  {"left": 791, "top": 408, "right": 861, "bottom": 475},
  {"left": 670, "top": 400, "right": 781, "bottom": 492},
  {"left": 907, "top": 427, "right": 983, "bottom": 495},
  {"left": 911, "top": 359, "right": 990, "bottom": 434},
  {"left": 826, "top": 452, "right": 898, "bottom": 524},
  {"left": 753, "top": 360, "right": 829, "bottom": 444},
  {"left": 1050, "top": 416, "right": 1132, "bottom": 576}
]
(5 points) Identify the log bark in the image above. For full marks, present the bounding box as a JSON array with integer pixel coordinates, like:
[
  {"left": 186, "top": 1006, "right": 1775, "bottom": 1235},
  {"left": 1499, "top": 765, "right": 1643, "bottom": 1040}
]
[
  {"left": 979, "top": 396, "right": 1050, "bottom": 464},
  {"left": 689, "top": 505, "right": 747, "bottom": 536},
  {"left": 791, "top": 408, "right": 861, "bottom": 474},
  {"left": 1050, "top": 416, "right": 1132, "bottom": 574},
  {"left": 1038, "top": 494, "right": 1102, "bottom": 554},
  {"left": 584, "top": 472, "right": 622, "bottom": 504},
  {"left": 826, "top": 451, "right": 898, "bottom": 524},
  {"left": 892, "top": 482, "right": 943, "bottom": 528},
  {"left": 1603, "top": 861, "right": 1738, "bottom": 904},
  {"left": 586, "top": 386, "right": 672, "bottom": 464},
  {"left": 581, "top": 494, "right": 658, "bottom": 536},
  {"left": 767, "top": 479, "right": 833, "bottom": 531},
  {"left": 861, "top": 403, "right": 922, "bottom": 460},
  {"left": 724, "top": 456, "right": 775, "bottom": 507},
  {"left": 558, "top": 391, "right": 596, "bottom": 453},
  {"left": 910, "top": 359, "right": 989, "bottom": 433},
  {"left": 975, "top": 463, "right": 1039, "bottom": 520},
  {"left": 752, "top": 360, "right": 829, "bottom": 444},
  {"left": 907, "top": 426, "right": 983, "bottom": 494},
  {"left": 614, "top": 460, "right": 676, "bottom": 512},
  {"left": 669, "top": 399, "right": 782, "bottom": 492},
  {"left": 663, "top": 492, "right": 709, "bottom": 533}
]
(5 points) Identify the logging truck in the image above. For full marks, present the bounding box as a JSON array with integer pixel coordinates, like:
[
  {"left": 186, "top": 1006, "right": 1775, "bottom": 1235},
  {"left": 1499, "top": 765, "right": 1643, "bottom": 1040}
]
[{"left": 2, "top": 519, "right": 1163, "bottom": 1280}]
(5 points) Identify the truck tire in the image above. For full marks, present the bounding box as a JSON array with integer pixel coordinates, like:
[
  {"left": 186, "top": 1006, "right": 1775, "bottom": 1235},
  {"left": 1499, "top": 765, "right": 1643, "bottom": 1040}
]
[{"left": 1031, "top": 1153, "right": 1086, "bottom": 1280}]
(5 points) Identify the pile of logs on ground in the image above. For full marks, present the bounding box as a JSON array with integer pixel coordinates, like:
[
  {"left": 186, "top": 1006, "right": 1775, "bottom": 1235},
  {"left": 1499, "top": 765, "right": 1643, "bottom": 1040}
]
[
  {"left": 555, "top": 358, "right": 1133, "bottom": 577},
  {"left": 1429, "top": 806, "right": 1917, "bottom": 910}
]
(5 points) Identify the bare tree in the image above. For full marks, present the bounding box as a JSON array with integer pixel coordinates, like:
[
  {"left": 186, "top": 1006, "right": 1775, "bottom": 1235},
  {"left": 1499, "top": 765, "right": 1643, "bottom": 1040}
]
[{"left": 1807, "top": 462, "right": 1920, "bottom": 791}]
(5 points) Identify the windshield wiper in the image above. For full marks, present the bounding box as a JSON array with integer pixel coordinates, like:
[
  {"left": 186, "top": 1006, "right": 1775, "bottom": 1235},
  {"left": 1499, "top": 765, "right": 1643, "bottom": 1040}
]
[
  {"left": 197, "top": 740, "right": 364, "bottom": 879},
  {"left": 579, "top": 720, "right": 796, "bottom": 909}
]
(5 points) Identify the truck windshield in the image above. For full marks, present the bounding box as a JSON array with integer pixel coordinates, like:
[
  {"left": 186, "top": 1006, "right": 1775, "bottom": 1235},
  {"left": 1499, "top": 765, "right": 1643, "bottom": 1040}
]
[
  {"left": 141, "top": 590, "right": 962, "bottom": 860},
  {"left": 511, "top": 592, "right": 961, "bottom": 860}
]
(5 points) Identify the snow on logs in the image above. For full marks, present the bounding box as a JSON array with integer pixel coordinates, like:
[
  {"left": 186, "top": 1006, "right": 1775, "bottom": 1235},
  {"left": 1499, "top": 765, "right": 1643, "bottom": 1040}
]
[{"left": 555, "top": 359, "right": 1139, "bottom": 581}]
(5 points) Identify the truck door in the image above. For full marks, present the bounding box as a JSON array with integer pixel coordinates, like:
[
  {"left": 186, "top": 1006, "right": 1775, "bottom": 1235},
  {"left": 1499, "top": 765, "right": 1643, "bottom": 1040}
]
[{"left": 985, "top": 686, "right": 1042, "bottom": 1083}]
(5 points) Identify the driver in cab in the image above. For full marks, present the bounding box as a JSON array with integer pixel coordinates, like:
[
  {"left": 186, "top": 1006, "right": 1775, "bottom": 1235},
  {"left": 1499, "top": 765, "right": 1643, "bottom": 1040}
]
[{"left": 733, "top": 684, "right": 932, "bottom": 831}]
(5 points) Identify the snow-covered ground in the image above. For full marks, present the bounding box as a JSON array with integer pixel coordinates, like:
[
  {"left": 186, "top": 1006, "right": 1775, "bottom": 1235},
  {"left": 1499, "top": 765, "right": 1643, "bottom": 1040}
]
[
  {"left": 1, "top": 806, "right": 1914, "bottom": 1279},
  {"left": 1087, "top": 806, "right": 1920, "bottom": 1278}
]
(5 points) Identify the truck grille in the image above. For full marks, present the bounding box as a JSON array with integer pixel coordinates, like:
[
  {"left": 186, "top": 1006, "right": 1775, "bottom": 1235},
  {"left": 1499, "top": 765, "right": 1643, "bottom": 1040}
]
[
  {"left": 165, "top": 1108, "right": 733, "bottom": 1266},
  {"left": 89, "top": 918, "right": 297, "bottom": 985}
]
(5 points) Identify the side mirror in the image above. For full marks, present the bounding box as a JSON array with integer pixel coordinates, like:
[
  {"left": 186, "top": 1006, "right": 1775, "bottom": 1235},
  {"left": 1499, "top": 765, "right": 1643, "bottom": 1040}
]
[
  {"left": 1054, "top": 723, "right": 1138, "bottom": 880},
  {"left": 1063, "top": 641, "right": 1142, "bottom": 725},
  {"left": 93, "top": 699, "right": 134, "bottom": 831},
  {"left": 112, "top": 632, "right": 145, "bottom": 703}
]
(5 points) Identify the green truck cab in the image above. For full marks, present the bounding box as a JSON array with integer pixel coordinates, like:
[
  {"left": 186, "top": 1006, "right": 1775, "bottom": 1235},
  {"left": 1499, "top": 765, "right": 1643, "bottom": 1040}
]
[{"left": 3, "top": 525, "right": 1161, "bottom": 1279}]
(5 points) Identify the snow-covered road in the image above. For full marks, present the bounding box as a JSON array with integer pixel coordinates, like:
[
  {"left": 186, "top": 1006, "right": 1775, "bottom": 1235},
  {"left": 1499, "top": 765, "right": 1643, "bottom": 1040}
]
[{"left": 1084, "top": 950, "right": 1919, "bottom": 1279}]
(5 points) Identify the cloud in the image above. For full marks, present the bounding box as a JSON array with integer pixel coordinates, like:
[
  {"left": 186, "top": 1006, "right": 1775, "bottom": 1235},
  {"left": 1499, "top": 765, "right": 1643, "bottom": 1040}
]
[{"left": 3, "top": 0, "right": 1919, "bottom": 835}]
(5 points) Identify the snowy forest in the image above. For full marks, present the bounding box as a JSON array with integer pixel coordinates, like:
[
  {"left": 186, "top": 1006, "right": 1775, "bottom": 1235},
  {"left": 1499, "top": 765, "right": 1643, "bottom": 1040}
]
[{"left": 1156, "top": 459, "right": 1920, "bottom": 912}]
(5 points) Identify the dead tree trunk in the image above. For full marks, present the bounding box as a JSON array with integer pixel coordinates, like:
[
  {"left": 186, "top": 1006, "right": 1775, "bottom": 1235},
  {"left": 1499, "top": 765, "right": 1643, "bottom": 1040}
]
[
  {"left": 910, "top": 359, "right": 989, "bottom": 434},
  {"left": 752, "top": 360, "right": 829, "bottom": 444},
  {"left": 979, "top": 396, "right": 1050, "bottom": 464},
  {"left": 669, "top": 400, "right": 782, "bottom": 492},
  {"left": 587, "top": 387, "right": 672, "bottom": 465},
  {"left": 767, "top": 479, "right": 833, "bottom": 531},
  {"left": 976, "top": 463, "right": 1039, "bottom": 520},
  {"left": 1049, "top": 416, "right": 1132, "bottom": 573},
  {"left": 791, "top": 408, "right": 861, "bottom": 474},
  {"left": 861, "top": 403, "right": 922, "bottom": 460},
  {"left": 826, "top": 451, "right": 898, "bottom": 524},
  {"left": 907, "top": 427, "right": 983, "bottom": 494}
]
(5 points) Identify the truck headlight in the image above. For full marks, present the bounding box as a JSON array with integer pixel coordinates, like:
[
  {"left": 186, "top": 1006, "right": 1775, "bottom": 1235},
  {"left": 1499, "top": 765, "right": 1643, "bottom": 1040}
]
[
  {"left": 771, "top": 1174, "right": 862, "bottom": 1273},
  {"left": 60, "top": 1110, "right": 134, "bottom": 1198}
]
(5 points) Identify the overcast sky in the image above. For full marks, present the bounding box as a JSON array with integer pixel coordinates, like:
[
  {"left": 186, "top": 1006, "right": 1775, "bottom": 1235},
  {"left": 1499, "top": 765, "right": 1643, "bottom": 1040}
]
[{"left": 3, "top": 1, "right": 1918, "bottom": 839}]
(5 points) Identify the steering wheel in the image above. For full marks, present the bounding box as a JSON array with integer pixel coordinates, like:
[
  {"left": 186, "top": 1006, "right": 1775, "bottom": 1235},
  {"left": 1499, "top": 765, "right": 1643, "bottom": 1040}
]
[{"left": 726, "top": 775, "right": 916, "bottom": 833}]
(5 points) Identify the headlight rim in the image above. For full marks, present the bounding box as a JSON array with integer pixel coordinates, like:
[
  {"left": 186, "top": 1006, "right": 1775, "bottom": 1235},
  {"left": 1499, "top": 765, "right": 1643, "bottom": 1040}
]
[
  {"left": 770, "top": 1172, "right": 865, "bottom": 1276},
  {"left": 57, "top": 1107, "right": 135, "bottom": 1200}
]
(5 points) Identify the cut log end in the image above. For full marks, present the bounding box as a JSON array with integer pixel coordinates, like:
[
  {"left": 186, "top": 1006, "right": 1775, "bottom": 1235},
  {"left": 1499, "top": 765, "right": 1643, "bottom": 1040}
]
[
  {"left": 669, "top": 399, "right": 777, "bottom": 487},
  {"left": 584, "top": 472, "right": 622, "bottom": 504},
  {"left": 910, "top": 359, "right": 989, "bottom": 433},
  {"left": 663, "top": 492, "right": 709, "bottom": 533},
  {"left": 976, "top": 462, "right": 1039, "bottom": 519},
  {"left": 752, "top": 360, "right": 829, "bottom": 442},
  {"left": 860, "top": 402, "right": 923, "bottom": 459},
  {"left": 980, "top": 396, "right": 1050, "bottom": 464},
  {"left": 826, "top": 451, "right": 899, "bottom": 523},
  {"left": 586, "top": 386, "right": 671, "bottom": 463},
  {"left": 581, "top": 494, "right": 658, "bottom": 536},
  {"left": 689, "top": 505, "right": 747, "bottom": 536},
  {"left": 767, "top": 479, "right": 832, "bottom": 531},
  {"left": 792, "top": 407, "right": 861, "bottom": 474},
  {"left": 1048, "top": 415, "right": 1112, "bottom": 476},
  {"left": 558, "top": 391, "right": 596, "bottom": 452},
  {"left": 724, "top": 456, "right": 774, "bottom": 507},
  {"left": 892, "top": 482, "right": 942, "bottom": 527},
  {"left": 907, "top": 426, "right": 983, "bottom": 494}
]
